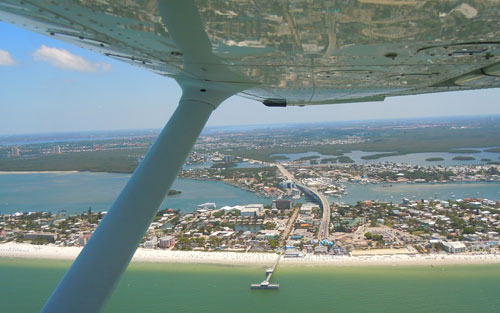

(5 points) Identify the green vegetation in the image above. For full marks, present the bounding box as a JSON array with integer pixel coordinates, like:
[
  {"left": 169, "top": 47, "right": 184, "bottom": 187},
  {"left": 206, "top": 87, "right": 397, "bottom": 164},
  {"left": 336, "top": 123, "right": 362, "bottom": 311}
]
[
  {"left": 270, "top": 155, "right": 289, "bottom": 160},
  {"left": 0, "top": 148, "right": 146, "bottom": 173},
  {"left": 214, "top": 166, "right": 278, "bottom": 183},
  {"left": 448, "top": 149, "right": 481, "bottom": 154},
  {"left": 222, "top": 166, "right": 276, "bottom": 175},
  {"left": 425, "top": 157, "right": 444, "bottom": 162},
  {"left": 297, "top": 155, "right": 320, "bottom": 161},
  {"left": 338, "top": 156, "right": 355, "bottom": 163},
  {"left": 268, "top": 238, "right": 279, "bottom": 249},
  {"left": 452, "top": 156, "right": 475, "bottom": 161},
  {"left": 364, "top": 232, "right": 383, "bottom": 243},
  {"left": 228, "top": 123, "right": 500, "bottom": 162},
  {"left": 361, "top": 152, "right": 400, "bottom": 160},
  {"left": 484, "top": 147, "right": 500, "bottom": 153},
  {"left": 3, "top": 118, "right": 500, "bottom": 172},
  {"left": 167, "top": 190, "right": 182, "bottom": 196},
  {"left": 321, "top": 157, "right": 337, "bottom": 163}
]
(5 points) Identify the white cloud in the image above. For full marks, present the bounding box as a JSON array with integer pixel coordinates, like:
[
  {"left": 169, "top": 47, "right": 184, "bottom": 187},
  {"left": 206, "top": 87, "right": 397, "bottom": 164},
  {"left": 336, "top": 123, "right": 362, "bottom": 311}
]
[
  {"left": 0, "top": 49, "right": 15, "bottom": 66},
  {"left": 32, "top": 45, "right": 110, "bottom": 72}
]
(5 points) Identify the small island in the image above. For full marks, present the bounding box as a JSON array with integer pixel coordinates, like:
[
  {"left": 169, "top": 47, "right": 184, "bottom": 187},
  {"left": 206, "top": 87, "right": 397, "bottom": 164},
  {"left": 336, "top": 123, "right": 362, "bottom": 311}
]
[
  {"left": 298, "top": 155, "right": 320, "bottom": 161},
  {"left": 481, "top": 158, "right": 492, "bottom": 162},
  {"left": 452, "top": 156, "right": 475, "bottom": 161},
  {"left": 448, "top": 149, "right": 481, "bottom": 154},
  {"left": 425, "top": 157, "right": 444, "bottom": 162},
  {"left": 484, "top": 147, "right": 500, "bottom": 153},
  {"left": 338, "top": 156, "right": 355, "bottom": 163},
  {"left": 167, "top": 189, "right": 182, "bottom": 196}
]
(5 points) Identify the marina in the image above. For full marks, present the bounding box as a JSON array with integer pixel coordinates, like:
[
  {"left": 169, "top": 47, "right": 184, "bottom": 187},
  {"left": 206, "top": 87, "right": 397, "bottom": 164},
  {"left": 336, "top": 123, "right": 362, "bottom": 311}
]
[{"left": 337, "top": 182, "right": 500, "bottom": 205}]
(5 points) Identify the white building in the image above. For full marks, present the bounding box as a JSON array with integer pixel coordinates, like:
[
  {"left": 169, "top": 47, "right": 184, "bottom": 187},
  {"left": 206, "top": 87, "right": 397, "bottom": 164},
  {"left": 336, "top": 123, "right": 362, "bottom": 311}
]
[
  {"left": 443, "top": 241, "right": 466, "bottom": 254},
  {"left": 223, "top": 155, "right": 235, "bottom": 163},
  {"left": 300, "top": 203, "right": 317, "bottom": 213},
  {"left": 219, "top": 205, "right": 240, "bottom": 214},
  {"left": 197, "top": 202, "right": 216, "bottom": 210},
  {"left": 240, "top": 204, "right": 264, "bottom": 217},
  {"left": 10, "top": 146, "right": 20, "bottom": 157},
  {"left": 144, "top": 236, "right": 158, "bottom": 249},
  {"left": 279, "top": 180, "right": 295, "bottom": 189}
]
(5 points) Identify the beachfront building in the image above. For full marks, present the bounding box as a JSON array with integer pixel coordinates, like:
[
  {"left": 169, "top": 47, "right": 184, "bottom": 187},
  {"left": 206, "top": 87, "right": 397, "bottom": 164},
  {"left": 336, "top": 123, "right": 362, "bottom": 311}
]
[
  {"left": 24, "top": 232, "right": 56, "bottom": 242},
  {"left": 78, "top": 232, "right": 93, "bottom": 246},
  {"left": 443, "top": 241, "right": 466, "bottom": 254},
  {"left": 144, "top": 236, "right": 158, "bottom": 249},
  {"left": 159, "top": 236, "right": 176, "bottom": 249}
]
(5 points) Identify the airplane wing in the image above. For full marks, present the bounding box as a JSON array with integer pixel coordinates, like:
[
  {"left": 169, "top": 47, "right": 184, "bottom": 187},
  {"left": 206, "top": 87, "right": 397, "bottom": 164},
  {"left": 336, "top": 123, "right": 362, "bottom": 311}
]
[
  {"left": 1, "top": 0, "right": 499, "bottom": 106},
  {"left": 2, "top": 2, "right": 500, "bottom": 312}
]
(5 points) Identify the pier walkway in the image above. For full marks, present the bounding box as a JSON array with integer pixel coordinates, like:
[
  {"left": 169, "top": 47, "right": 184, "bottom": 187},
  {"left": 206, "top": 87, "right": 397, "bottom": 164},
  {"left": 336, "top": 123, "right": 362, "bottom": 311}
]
[{"left": 250, "top": 252, "right": 281, "bottom": 289}]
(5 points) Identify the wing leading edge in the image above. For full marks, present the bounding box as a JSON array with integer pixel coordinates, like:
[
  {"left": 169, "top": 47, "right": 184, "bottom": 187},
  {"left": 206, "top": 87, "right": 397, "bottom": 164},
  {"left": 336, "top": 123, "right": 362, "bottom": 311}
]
[{"left": 0, "top": 0, "right": 499, "bottom": 105}]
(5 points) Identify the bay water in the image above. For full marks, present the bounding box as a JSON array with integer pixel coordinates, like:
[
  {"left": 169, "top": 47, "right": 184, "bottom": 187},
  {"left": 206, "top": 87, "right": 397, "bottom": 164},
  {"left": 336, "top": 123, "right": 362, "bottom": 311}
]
[
  {"left": 0, "top": 172, "right": 271, "bottom": 214},
  {"left": 1, "top": 173, "right": 499, "bottom": 215}
]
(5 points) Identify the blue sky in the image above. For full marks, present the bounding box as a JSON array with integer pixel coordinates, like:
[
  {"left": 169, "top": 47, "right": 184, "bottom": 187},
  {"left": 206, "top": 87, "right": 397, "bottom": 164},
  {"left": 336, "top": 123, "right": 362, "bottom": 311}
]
[{"left": 1, "top": 21, "right": 500, "bottom": 135}]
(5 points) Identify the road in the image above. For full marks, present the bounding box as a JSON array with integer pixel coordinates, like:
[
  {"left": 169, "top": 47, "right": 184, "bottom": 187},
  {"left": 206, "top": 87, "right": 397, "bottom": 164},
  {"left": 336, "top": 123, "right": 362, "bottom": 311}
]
[
  {"left": 280, "top": 206, "right": 300, "bottom": 246},
  {"left": 275, "top": 163, "right": 294, "bottom": 180},
  {"left": 274, "top": 163, "right": 330, "bottom": 240},
  {"left": 312, "top": 187, "right": 330, "bottom": 240}
]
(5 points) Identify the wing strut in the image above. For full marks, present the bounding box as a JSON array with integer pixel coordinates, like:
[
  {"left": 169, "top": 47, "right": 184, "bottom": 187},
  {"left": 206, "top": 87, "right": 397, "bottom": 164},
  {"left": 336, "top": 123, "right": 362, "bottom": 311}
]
[{"left": 40, "top": 82, "right": 235, "bottom": 313}]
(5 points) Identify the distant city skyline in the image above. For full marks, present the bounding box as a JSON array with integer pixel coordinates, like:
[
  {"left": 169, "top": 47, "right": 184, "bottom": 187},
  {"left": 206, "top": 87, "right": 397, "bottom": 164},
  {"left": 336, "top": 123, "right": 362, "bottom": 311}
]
[{"left": 1, "top": 22, "right": 500, "bottom": 135}]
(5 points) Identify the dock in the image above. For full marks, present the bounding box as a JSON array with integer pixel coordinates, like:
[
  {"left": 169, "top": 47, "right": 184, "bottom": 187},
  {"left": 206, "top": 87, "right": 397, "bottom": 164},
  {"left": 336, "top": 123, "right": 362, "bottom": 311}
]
[{"left": 250, "top": 253, "right": 281, "bottom": 289}]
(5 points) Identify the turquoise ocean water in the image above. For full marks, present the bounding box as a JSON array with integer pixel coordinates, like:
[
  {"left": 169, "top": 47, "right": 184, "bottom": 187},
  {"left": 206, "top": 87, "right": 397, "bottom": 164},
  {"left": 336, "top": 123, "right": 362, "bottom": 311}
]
[{"left": 1, "top": 258, "right": 499, "bottom": 313}]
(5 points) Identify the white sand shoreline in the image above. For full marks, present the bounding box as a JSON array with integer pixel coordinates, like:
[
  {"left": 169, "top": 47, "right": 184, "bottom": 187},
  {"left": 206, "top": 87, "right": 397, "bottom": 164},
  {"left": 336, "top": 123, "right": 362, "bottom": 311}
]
[{"left": 1, "top": 243, "right": 500, "bottom": 267}]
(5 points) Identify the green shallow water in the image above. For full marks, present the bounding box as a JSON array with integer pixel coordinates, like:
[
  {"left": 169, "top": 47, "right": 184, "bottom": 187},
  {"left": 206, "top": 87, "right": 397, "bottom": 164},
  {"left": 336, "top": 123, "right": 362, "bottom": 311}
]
[{"left": 1, "top": 258, "right": 500, "bottom": 313}]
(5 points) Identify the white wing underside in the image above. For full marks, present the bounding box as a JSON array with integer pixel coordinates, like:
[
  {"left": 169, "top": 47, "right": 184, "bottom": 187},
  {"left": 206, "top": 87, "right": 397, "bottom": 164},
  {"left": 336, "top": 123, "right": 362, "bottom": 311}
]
[{"left": 1, "top": 0, "right": 500, "bottom": 106}]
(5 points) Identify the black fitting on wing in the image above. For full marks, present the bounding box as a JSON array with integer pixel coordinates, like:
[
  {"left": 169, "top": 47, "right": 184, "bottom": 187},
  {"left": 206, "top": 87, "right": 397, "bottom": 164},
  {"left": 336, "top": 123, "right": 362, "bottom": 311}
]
[{"left": 263, "top": 98, "right": 287, "bottom": 107}]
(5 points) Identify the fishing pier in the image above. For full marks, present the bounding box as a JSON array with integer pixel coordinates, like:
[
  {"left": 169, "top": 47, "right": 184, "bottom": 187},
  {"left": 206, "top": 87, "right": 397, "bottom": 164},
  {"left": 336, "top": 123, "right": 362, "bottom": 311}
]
[{"left": 250, "top": 253, "right": 281, "bottom": 290}]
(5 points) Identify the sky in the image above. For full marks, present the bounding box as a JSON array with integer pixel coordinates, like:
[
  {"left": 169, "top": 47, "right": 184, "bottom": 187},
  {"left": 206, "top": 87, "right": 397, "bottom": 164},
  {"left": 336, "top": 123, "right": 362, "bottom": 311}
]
[{"left": 1, "top": 21, "right": 500, "bottom": 135}]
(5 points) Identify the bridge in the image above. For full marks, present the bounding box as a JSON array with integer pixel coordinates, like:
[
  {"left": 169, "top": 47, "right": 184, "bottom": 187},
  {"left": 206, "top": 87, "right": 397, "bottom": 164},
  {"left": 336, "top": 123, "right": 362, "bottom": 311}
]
[
  {"left": 275, "top": 163, "right": 330, "bottom": 240},
  {"left": 297, "top": 184, "right": 330, "bottom": 240}
]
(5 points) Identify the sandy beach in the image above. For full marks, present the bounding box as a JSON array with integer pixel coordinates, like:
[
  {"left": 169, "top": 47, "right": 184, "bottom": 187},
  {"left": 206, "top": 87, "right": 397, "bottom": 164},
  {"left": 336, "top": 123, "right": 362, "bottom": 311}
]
[{"left": 1, "top": 242, "right": 499, "bottom": 267}]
